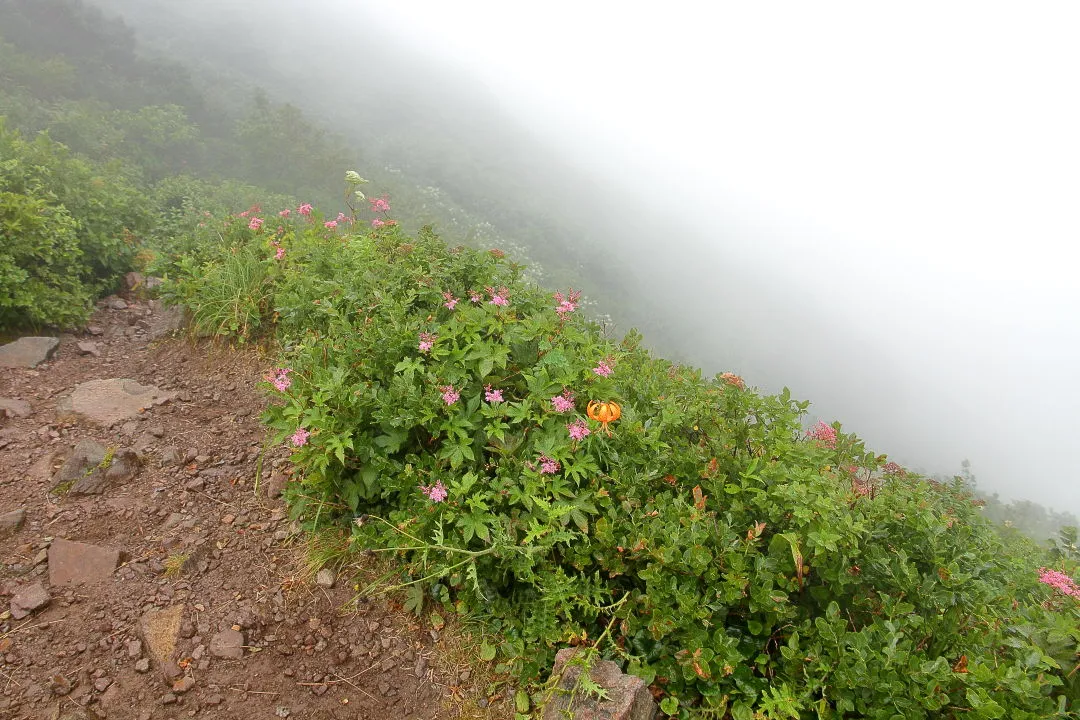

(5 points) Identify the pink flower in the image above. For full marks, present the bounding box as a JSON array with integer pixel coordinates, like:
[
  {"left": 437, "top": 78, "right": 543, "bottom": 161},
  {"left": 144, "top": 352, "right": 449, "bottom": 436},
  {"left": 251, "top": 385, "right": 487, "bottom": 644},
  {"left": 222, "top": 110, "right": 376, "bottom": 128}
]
[
  {"left": 422, "top": 480, "right": 448, "bottom": 503},
  {"left": 290, "top": 428, "right": 310, "bottom": 447},
  {"left": 418, "top": 332, "right": 436, "bottom": 353},
  {"left": 267, "top": 368, "right": 292, "bottom": 392},
  {"left": 324, "top": 220, "right": 338, "bottom": 229},
  {"left": 239, "top": 211, "right": 250, "bottom": 218},
  {"left": 442, "top": 292, "right": 459, "bottom": 310},
  {"left": 336, "top": 212, "right": 349, "bottom": 224},
  {"left": 593, "top": 361, "right": 614, "bottom": 378},
  {"left": 1038, "top": 568, "right": 1080, "bottom": 597},
  {"left": 372, "top": 218, "right": 385, "bottom": 229},
  {"left": 882, "top": 461, "right": 905, "bottom": 476},
  {"left": 439, "top": 385, "right": 460, "bottom": 406},
  {"left": 568, "top": 419, "right": 590, "bottom": 441},
  {"left": 490, "top": 294, "right": 509, "bottom": 307},
  {"left": 278, "top": 209, "right": 291, "bottom": 218},
  {"left": 487, "top": 286, "right": 510, "bottom": 307},
  {"left": 298, "top": 203, "right": 313, "bottom": 216},
  {"left": 248, "top": 217, "right": 264, "bottom": 231},
  {"left": 484, "top": 385, "right": 503, "bottom": 403},
  {"left": 808, "top": 421, "right": 837, "bottom": 449},
  {"left": 538, "top": 455, "right": 560, "bottom": 475},
  {"left": 469, "top": 291, "right": 483, "bottom": 304},
  {"left": 274, "top": 243, "right": 286, "bottom": 260},
  {"left": 553, "top": 289, "right": 581, "bottom": 317},
  {"left": 370, "top": 196, "right": 391, "bottom": 213},
  {"left": 551, "top": 389, "right": 576, "bottom": 413}
]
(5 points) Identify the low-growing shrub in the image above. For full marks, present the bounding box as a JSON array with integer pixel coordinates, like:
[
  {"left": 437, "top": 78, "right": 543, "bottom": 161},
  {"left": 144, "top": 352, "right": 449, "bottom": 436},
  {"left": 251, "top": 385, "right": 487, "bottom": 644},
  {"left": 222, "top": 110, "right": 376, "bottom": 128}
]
[{"left": 166, "top": 192, "right": 1080, "bottom": 719}]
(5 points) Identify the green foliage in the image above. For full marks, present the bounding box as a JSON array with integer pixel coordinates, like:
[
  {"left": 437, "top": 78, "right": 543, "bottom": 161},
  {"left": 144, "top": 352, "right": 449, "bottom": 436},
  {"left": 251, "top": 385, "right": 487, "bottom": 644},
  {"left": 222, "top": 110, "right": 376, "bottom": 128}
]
[
  {"left": 163, "top": 195, "right": 1080, "bottom": 718},
  {"left": 0, "top": 119, "right": 151, "bottom": 329}
]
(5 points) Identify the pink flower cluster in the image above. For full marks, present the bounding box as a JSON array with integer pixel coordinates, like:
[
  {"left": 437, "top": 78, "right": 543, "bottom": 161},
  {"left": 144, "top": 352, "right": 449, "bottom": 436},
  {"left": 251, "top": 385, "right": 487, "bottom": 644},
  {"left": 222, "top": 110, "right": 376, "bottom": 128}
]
[
  {"left": 568, "top": 419, "right": 590, "bottom": 441},
  {"left": 298, "top": 203, "right": 313, "bottom": 217},
  {"left": 486, "top": 286, "right": 509, "bottom": 307},
  {"left": 538, "top": 455, "right": 560, "bottom": 475},
  {"left": 370, "top": 196, "right": 391, "bottom": 213},
  {"left": 422, "top": 480, "right": 448, "bottom": 503},
  {"left": 469, "top": 291, "right": 483, "bottom": 304},
  {"left": 1038, "top": 568, "right": 1080, "bottom": 597},
  {"left": 267, "top": 368, "right": 292, "bottom": 392},
  {"left": 553, "top": 289, "right": 581, "bottom": 317},
  {"left": 418, "top": 332, "right": 436, "bottom": 353},
  {"left": 372, "top": 218, "right": 386, "bottom": 229},
  {"left": 808, "top": 421, "right": 837, "bottom": 449},
  {"left": 278, "top": 209, "right": 291, "bottom": 218},
  {"left": 882, "top": 461, "right": 905, "bottom": 475},
  {"left": 248, "top": 217, "right": 264, "bottom": 232},
  {"left": 593, "top": 361, "right": 614, "bottom": 378},
  {"left": 443, "top": 292, "right": 459, "bottom": 310},
  {"left": 484, "top": 385, "right": 504, "bottom": 403},
  {"left": 290, "top": 428, "right": 310, "bottom": 447},
  {"left": 439, "top": 385, "right": 460, "bottom": 406},
  {"left": 551, "top": 389, "right": 576, "bottom": 413},
  {"left": 324, "top": 220, "right": 338, "bottom": 229},
  {"left": 271, "top": 240, "right": 286, "bottom": 260}
]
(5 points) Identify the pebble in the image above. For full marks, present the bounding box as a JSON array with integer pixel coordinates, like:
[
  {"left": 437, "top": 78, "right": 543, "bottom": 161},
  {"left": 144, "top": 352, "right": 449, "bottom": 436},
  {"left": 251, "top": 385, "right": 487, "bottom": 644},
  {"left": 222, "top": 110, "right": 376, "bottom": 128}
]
[
  {"left": 134, "top": 658, "right": 150, "bottom": 673},
  {"left": 315, "top": 568, "right": 335, "bottom": 588}
]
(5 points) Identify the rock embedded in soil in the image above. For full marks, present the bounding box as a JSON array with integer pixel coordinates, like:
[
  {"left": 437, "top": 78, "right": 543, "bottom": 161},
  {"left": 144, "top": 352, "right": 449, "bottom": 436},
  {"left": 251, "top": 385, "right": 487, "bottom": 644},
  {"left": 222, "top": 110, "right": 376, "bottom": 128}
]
[
  {"left": 0, "top": 397, "right": 32, "bottom": 418},
  {"left": 0, "top": 336, "right": 60, "bottom": 368},
  {"left": 140, "top": 604, "right": 184, "bottom": 671},
  {"left": 76, "top": 341, "right": 101, "bottom": 357},
  {"left": 0, "top": 507, "right": 26, "bottom": 537},
  {"left": 48, "top": 538, "right": 121, "bottom": 586},
  {"left": 10, "top": 581, "right": 51, "bottom": 619},
  {"left": 56, "top": 378, "right": 176, "bottom": 426},
  {"left": 209, "top": 628, "right": 245, "bottom": 659},
  {"left": 315, "top": 568, "right": 336, "bottom": 588},
  {"left": 53, "top": 439, "right": 107, "bottom": 492}
]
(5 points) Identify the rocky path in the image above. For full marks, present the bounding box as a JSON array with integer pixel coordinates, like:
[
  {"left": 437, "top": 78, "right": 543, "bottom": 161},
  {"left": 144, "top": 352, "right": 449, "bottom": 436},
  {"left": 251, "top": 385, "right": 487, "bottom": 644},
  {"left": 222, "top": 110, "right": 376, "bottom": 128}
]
[{"left": 0, "top": 294, "right": 496, "bottom": 720}]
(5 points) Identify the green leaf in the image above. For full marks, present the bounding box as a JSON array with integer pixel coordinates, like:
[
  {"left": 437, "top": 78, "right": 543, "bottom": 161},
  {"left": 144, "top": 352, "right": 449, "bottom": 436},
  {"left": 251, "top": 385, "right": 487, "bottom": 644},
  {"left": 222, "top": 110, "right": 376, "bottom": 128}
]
[
  {"left": 479, "top": 641, "right": 497, "bottom": 661},
  {"left": 514, "top": 689, "right": 530, "bottom": 713},
  {"left": 659, "top": 696, "right": 679, "bottom": 715}
]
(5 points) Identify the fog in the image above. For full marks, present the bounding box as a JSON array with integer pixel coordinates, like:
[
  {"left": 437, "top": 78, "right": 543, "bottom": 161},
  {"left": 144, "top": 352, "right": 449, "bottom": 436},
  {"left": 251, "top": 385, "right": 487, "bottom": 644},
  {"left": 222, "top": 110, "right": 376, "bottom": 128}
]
[{"left": 91, "top": 0, "right": 1080, "bottom": 512}]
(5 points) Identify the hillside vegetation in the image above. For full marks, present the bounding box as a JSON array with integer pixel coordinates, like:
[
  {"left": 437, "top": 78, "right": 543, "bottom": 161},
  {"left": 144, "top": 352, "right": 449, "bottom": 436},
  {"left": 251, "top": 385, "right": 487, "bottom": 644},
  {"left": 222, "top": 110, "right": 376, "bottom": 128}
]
[{"left": 1, "top": 1, "right": 1078, "bottom": 717}]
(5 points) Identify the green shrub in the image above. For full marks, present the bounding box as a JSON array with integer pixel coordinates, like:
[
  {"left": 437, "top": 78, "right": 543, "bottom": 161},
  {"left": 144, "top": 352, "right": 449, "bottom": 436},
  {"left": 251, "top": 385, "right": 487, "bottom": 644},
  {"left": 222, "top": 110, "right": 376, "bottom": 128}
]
[{"left": 166, "top": 198, "right": 1080, "bottom": 719}]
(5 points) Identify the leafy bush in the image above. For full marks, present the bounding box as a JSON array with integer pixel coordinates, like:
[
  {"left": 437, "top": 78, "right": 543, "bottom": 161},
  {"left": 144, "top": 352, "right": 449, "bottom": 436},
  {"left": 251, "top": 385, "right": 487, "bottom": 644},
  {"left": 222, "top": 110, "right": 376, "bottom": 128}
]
[
  {"left": 166, "top": 196, "right": 1080, "bottom": 719},
  {"left": 0, "top": 118, "right": 151, "bottom": 330}
]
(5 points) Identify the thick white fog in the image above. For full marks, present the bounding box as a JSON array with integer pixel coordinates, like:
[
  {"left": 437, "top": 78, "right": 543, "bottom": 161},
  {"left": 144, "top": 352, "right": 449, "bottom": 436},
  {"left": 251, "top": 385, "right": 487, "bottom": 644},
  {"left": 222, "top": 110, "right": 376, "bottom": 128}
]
[
  {"left": 89, "top": 0, "right": 1080, "bottom": 512},
  {"left": 365, "top": 1, "right": 1080, "bottom": 510}
]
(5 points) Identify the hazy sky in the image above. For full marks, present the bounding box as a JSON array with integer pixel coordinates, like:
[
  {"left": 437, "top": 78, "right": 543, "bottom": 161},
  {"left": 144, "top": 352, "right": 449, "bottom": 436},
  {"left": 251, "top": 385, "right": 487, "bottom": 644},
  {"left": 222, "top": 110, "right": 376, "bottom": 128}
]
[{"left": 360, "top": 2, "right": 1080, "bottom": 510}]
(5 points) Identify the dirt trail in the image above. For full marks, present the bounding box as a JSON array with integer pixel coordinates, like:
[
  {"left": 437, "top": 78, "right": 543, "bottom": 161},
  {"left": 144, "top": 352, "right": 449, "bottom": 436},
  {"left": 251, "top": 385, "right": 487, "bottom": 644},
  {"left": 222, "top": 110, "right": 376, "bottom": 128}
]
[{"left": 0, "top": 294, "right": 499, "bottom": 720}]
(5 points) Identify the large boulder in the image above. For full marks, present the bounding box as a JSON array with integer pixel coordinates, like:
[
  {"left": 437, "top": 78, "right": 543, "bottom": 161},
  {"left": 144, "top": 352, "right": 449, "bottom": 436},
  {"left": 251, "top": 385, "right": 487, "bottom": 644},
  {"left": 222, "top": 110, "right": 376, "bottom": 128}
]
[
  {"left": 0, "top": 337, "right": 59, "bottom": 368},
  {"left": 56, "top": 379, "right": 176, "bottom": 426}
]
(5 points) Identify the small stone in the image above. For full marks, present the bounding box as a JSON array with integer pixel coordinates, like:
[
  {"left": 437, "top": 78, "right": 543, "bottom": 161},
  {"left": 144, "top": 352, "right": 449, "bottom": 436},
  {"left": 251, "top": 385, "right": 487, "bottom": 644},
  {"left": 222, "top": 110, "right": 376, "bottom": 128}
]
[
  {"left": 106, "top": 297, "right": 128, "bottom": 310},
  {"left": 205, "top": 694, "right": 224, "bottom": 706},
  {"left": 162, "top": 692, "right": 177, "bottom": 705},
  {"left": 264, "top": 471, "right": 289, "bottom": 499},
  {"left": 149, "top": 425, "right": 165, "bottom": 438},
  {"left": 183, "top": 478, "right": 205, "bottom": 492},
  {"left": 76, "top": 341, "right": 101, "bottom": 357},
  {"left": 134, "top": 658, "right": 150, "bottom": 673},
  {"left": 87, "top": 325, "right": 104, "bottom": 336},
  {"left": 49, "top": 672, "right": 73, "bottom": 696},
  {"left": 127, "top": 639, "right": 143, "bottom": 658},
  {"left": 10, "top": 582, "right": 50, "bottom": 619},
  {"left": 172, "top": 676, "right": 195, "bottom": 694},
  {"left": 315, "top": 568, "right": 335, "bottom": 588},
  {"left": 0, "top": 508, "right": 26, "bottom": 538},
  {"left": 161, "top": 446, "right": 182, "bottom": 466},
  {"left": 220, "top": 513, "right": 235, "bottom": 525},
  {"left": 94, "top": 677, "right": 112, "bottom": 692},
  {"left": 209, "top": 628, "right": 244, "bottom": 659}
]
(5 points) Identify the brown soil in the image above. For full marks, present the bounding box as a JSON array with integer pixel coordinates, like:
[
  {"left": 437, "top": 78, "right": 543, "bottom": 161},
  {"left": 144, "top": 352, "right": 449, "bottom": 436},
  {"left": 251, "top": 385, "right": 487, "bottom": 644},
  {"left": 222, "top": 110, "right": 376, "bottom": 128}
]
[{"left": 0, "top": 296, "right": 509, "bottom": 719}]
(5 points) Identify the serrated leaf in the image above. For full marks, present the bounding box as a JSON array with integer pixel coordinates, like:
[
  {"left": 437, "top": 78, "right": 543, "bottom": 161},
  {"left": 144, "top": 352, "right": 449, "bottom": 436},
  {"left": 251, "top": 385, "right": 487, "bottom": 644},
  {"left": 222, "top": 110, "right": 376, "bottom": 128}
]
[{"left": 479, "top": 641, "right": 497, "bottom": 661}]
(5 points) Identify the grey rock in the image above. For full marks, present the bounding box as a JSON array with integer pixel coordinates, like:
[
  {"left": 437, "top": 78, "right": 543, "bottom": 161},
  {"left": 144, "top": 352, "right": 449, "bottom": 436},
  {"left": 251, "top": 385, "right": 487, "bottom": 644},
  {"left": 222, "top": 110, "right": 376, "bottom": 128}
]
[
  {"left": 10, "top": 582, "right": 50, "bottom": 619},
  {"left": 134, "top": 658, "right": 150, "bottom": 673},
  {"left": 56, "top": 378, "right": 177, "bottom": 426},
  {"left": 53, "top": 439, "right": 107, "bottom": 493},
  {"left": 127, "top": 639, "right": 143, "bottom": 658},
  {"left": 87, "top": 325, "right": 104, "bottom": 336},
  {"left": 76, "top": 341, "right": 101, "bottom": 357},
  {"left": 0, "top": 397, "right": 32, "bottom": 418},
  {"left": 0, "top": 337, "right": 59, "bottom": 369},
  {"left": 48, "top": 538, "right": 121, "bottom": 586},
  {"left": 104, "top": 296, "right": 128, "bottom": 310},
  {"left": 172, "top": 676, "right": 195, "bottom": 694},
  {"left": 315, "top": 568, "right": 336, "bottom": 588},
  {"left": 209, "top": 628, "right": 244, "bottom": 659},
  {"left": 160, "top": 446, "right": 182, "bottom": 466},
  {"left": 69, "top": 446, "right": 139, "bottom": 495},
  {"left": 542, "top": 647, "right": 657, "bottom": 720},
  {"left": 264, "top": 471, "right": 288, "bottom": 499},
  {"left": 0, "top": 507, "right": 26, "bottom": 538}
]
